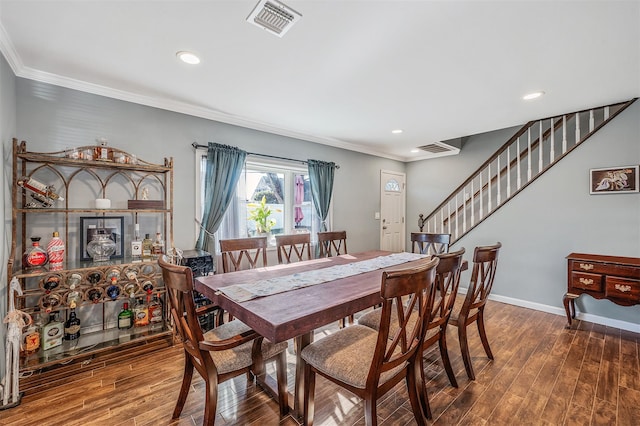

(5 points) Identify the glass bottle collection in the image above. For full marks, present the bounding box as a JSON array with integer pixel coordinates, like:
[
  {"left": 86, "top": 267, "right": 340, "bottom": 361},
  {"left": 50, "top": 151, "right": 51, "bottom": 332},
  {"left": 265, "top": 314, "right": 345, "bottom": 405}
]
[{"left": 23, "top": 292, "right": 164, "bottom": 356}]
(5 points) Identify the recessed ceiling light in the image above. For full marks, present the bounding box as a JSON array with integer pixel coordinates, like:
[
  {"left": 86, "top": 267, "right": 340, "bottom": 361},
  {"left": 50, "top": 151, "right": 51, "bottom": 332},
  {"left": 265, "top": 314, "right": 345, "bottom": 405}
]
[
  {"left": 410, "top": 149, "right": 420, "bottom": 153},
  {"left": 391, "top": 129, "right": 403, "bottom": 134},
  {"left": 176, "top": 51, "right": 200, "bottom": 65},
  {"left": 523, "top": 91, "right": 545, "bottom": 100}
]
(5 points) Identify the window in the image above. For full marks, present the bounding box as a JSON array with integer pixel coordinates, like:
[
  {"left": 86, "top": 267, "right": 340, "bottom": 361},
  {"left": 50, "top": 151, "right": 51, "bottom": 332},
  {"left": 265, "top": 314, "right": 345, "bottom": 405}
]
[{"left": 197, "top": 153, "right": 326, "bottom": 248}]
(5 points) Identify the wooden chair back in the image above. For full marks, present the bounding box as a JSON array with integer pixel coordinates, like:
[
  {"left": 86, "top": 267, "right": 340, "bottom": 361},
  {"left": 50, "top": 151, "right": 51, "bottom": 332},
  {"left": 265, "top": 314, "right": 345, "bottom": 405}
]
[
  {"left": 411, "top": 232, "right": 450, "bottom": 255},
  {"left": 370, "top": 256, "right": 439, "bottom": 388},
  {"left": 459, "top": 242, "right": 502, "bottom": 320},
  {"left": 317, "top": 230, "right": 348, "bottom": 257},
  {"left": 429, "top": 248, "right": 465, "bottom": 331},
  {"left": 219, "top": 237, "right": 268, "bottom": 273},
  {"left": 275, "top": 233, "right": 311, "bottom": 264}
]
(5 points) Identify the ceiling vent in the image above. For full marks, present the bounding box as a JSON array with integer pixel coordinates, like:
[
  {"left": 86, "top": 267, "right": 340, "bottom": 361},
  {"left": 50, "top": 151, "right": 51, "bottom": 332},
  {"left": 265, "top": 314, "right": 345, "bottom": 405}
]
[
  {"left": 415, "top": 139, "right": 462, "bottom": 159},
  {"left": 246, "top": 0, "right": 302, "bottom": 38}
]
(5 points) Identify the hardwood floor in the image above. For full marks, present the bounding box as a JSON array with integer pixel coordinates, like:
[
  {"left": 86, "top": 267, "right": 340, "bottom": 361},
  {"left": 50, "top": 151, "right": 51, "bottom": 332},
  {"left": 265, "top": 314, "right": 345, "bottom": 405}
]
[{"left": 2, "top": 300, "right": 639, "bottom": 425}]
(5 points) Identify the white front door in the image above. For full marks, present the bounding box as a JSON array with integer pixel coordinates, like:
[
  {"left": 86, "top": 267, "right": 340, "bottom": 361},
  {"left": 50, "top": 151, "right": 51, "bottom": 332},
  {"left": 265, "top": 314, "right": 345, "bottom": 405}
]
[{"left": 380, "top": 170, "right": 406, "bottom": 252}]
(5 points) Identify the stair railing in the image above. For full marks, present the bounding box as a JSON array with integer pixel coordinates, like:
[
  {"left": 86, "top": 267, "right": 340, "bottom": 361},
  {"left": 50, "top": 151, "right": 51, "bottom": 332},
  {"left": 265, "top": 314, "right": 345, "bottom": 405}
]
[{"left": 418, "top": 98, "right": 637, "bottom": 244}]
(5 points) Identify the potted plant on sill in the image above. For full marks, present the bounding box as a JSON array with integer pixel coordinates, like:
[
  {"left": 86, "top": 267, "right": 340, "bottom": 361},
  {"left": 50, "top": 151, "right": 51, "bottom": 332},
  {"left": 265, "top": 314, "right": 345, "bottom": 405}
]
[{"left": 248, "top": 195, "right": 276, "bottom": 237}]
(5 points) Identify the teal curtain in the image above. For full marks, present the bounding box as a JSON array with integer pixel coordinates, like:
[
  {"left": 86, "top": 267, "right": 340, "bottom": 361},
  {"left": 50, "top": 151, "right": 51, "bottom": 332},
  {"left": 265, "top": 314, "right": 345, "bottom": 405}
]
[
  {"left": 196, "top": 143, "right": 247, "bottom": 253},
  {"left": 307, "top": 159, "right": 336, "bottom": 232}
]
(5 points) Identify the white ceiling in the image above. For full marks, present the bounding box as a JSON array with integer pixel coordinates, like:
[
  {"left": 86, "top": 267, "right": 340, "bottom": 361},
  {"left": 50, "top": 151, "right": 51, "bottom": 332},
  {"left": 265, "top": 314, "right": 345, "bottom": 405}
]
[{"left": 0, "top": 1, "right": 638, "bottom": 162}]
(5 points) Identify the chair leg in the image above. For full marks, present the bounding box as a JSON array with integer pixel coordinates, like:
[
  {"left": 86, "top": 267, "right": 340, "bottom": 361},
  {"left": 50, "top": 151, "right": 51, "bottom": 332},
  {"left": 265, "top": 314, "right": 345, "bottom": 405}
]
[
  {"left": 202, "top": 363, "right": 219, "bottom": 426},
  {"left": 276, "top": 351, "right": 289, "bottom": 417},
  {"left": 364, "top": 397, "right": 378, "bottom": 426},
  {"left": 458, "top": 323, "right": 475, "bottom": 380},
  {"left": 477, "top": 310, "right": 494, "bottom": 360},
  {"left": 303, "top": 365, "right": 316, "bottom": 426},
  {"left": 172, "top": 354, "right": 194, "bottom": 419},
  {"left": 411, "top": 353, "right": 430, "bottom": 423},
  {"left": 438, "top": 327, "right": 458, "bottom": 388}
]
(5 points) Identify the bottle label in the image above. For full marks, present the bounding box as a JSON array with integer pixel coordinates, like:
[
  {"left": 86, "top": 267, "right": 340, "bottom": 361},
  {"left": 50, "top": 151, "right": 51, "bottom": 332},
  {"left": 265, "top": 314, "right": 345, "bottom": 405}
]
[
  {"left": 65, "top": 324, "right": 81, "bottom": 335},
  {"left": 24, "top": 331, "right": 40, "bottom": 352},
  {"left": 118, "top": 317, "right": 132, "bottom": 329},
  {"left": 26, "top": 250, "right": 48, "bottom": 266},
  {"left": 149, "top": 306, "right": 163, "bottom": 323},
  {"left": 47, "top": 238, "right": 65, "bottom": 269}
]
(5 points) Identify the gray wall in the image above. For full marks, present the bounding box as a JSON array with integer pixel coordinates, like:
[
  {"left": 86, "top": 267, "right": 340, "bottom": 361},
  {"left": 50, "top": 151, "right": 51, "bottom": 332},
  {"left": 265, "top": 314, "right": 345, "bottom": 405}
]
[
  {"left": 14, "top": 78, "right": 404, "bottom": 254},
  {"left": 407, "top": 101, "right": 640, "bottom": 330},
  {"left": 1, "top": 52, "right": 17, "bottom": 383}
]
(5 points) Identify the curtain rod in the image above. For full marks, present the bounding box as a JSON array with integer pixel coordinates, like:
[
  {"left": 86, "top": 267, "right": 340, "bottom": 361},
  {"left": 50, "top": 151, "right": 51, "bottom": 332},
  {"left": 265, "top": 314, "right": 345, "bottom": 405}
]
[{"left": 191, "top": 142, "right": 340, "bottom": 169}]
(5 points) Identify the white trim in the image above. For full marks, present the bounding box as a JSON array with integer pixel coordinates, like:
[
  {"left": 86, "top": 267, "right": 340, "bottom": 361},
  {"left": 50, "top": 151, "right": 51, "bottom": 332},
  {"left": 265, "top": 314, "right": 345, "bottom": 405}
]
[{"left": 457, "top": 287, "right": 640, "bottom": 333}]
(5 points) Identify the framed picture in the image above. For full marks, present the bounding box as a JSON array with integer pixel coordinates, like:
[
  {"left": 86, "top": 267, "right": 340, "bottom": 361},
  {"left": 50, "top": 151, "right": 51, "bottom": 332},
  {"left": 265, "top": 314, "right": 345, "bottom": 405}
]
[
  {"left": 80, "top": 216, "right": 125, "bottom": 260},
  {"left": 590, "top": 165, "right": 639, "bottom": 195}
]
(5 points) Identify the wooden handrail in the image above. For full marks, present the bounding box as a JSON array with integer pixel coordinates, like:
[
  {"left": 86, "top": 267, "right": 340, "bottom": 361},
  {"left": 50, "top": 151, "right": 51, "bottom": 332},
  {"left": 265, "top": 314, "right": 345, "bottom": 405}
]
[{"left": 420, "top": 98, "right": 637, "bottom": 238}]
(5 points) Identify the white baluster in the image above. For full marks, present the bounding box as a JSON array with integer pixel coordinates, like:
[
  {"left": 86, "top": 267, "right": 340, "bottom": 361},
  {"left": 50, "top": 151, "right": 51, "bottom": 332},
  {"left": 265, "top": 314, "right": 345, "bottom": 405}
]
[
  {"left": 497, "top": 154, "right": 501, "bottom": 205},
  {"left": 506, "top": 145, "right": 511, "bottom": 198},
  {"left": 462, "top": 188, "right": 467, "bottom": 233},
  {"left": 604, "top": 106, "right": 610, "bottom": 120},
  {"left": 454, "top": 194, "right": 459, "bottom": 239},
  {"left": 447, "top": 203, "right": 451, "bottom": 235},
  {"left": 549, "top": 118, "right": 555, "bottom": 163},
  {"left": 440, "top": 209, "right": 444, "bottom": 233},
  {"left": 562, "top": 115, "right": 567, "bottom": 153},
  {"left": 516, "top": 137, "right": 522, "bottom": 190},
  {"left": 575, "top": 112, "right": 580, "bottom": 144},
  {"left": 470, "top": 179, "right": 475, "bottom": 226},
  {"left": 589, "top": 109, "right": 595, "bottom": 132},
  {"left": 488, "top": 164, "right": 492, "bottom": 213},
  {"left": 527, "top": 128, "right": 532, "bottom": 181},
  {"left": 538, "top": 120, "right": 543, "bottom": 173},
  {"left": 479, "top": 170, "right": 483, "bottom": 219}
]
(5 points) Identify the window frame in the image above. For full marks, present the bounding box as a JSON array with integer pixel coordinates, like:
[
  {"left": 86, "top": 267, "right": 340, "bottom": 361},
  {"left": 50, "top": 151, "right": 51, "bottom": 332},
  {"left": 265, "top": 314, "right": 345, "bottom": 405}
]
[{"left": 194, "top": 149, "right": 330, "bottom": 251}]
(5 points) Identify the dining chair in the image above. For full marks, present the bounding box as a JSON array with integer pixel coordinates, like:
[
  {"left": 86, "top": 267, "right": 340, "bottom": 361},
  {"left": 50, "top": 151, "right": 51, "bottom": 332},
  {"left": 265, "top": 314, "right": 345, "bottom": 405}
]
[
  {"left": 449, "top": 242, "right": 501, "bottom": 380},
  {"left": 219, "top": 236, "right": 268, "bottom": 273},
  {"left": 275, "top": 233, "right": 311, "bottom": 264},
  {"left": 301, "top": 256, "right": 440, "bottom": 426},
  {"left": 158, "top": 255, "right": 288, "bottom": 425},
  {"left": 357, "top": 248, "right": 465, "bottom": 418},
  {"left": 317, "top": 230, "right": 347, "bottom": 257},
  {"left": 218, "top": 236, "right": 268, "bottom": 322},
  {"left": 317, "top": 230, "right": 352, "bottom": 326},
  {"left": 411, "top": 232, "right": 451, "bottom": 255}
]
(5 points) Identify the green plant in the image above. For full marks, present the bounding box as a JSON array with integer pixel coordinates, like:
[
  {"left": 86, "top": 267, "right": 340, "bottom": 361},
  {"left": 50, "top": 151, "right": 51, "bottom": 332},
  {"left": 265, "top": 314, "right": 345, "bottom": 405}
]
[{"left": 248, "top": 195, "right": 276, "bottom": 233}]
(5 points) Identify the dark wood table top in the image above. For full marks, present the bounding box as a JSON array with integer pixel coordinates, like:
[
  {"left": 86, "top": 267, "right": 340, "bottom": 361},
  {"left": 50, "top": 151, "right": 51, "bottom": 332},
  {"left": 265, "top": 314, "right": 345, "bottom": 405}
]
[{"left": 194, "top": 250, "right": 415, "bottom": 343}]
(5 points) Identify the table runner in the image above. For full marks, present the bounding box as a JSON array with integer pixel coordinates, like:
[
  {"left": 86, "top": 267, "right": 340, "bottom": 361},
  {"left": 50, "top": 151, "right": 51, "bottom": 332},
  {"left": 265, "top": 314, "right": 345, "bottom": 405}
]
[{"left": 218, "top": 252, "right": 428, "bottom": 302}]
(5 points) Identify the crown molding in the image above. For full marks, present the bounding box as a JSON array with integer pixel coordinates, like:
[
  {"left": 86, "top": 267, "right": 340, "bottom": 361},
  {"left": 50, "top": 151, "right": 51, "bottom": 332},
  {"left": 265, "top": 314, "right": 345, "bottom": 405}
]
[{"left": 0, "top": 22, "right": 409, "bottom": 163}]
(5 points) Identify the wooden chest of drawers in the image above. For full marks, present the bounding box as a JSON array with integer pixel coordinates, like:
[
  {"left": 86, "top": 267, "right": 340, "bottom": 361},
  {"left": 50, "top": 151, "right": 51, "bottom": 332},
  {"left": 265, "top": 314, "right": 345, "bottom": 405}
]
[{"left": 563, "top": 253, "right": 640, "bottom": 327}]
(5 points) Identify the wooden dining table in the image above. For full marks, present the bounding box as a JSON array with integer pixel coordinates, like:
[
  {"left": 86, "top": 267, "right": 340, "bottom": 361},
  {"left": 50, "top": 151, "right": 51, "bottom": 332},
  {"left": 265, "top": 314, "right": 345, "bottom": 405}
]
[{"left": 195, "top": 249, "right": 423, "bottom": 417}]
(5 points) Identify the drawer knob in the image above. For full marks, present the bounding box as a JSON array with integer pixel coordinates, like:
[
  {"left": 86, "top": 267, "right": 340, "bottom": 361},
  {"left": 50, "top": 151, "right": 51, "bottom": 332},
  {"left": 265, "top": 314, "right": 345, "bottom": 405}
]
[
  {"left": 579, "top": 278, "right": 594, "bottom": 286},
  {"left": 614, "top": 284, "right": 632, "bottom": 293},
  {"left": 579, "top": 263, "right": 594, "bottom": 271}
]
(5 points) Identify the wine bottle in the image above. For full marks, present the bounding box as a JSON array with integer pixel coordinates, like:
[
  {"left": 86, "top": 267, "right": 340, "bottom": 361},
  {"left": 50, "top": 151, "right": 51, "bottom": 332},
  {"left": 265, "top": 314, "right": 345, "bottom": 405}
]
[
  {"left": 17, "top": 176, "right": 64, "bottom": 201},
  {"left": 118, "top": 302, "right": 133, "bottom": 329},
  {"left": 64, "top": 303, "right": 81, "bottom": 340}
]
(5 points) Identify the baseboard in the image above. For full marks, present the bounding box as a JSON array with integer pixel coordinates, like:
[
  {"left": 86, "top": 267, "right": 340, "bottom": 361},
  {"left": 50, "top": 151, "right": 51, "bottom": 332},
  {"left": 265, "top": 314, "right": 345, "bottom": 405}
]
[{"left": 483, "top": 291, "right": 640, "bottom": 333}]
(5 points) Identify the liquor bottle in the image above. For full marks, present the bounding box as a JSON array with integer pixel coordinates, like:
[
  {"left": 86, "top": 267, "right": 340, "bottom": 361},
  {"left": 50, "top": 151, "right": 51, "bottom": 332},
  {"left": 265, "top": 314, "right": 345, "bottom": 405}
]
[
  {"left": 64, "top": 302, "right": 81, "bottom": 340},
  {"left": 17, "top": 176, "right": 64, "bottom": 201},
  {"left": 133, "top": 297, "right": 149, "bottom": 327},
  {"left": 152, "top": 232, "right": 165, "bottom": 257},
  {"left": 106, "top": 276, "right": 121, "bottom": 300},
  {"left": 148, "top": 292, "right": 163, "bottom": 324},
  {"left": 118, "top": 302, "right": 133, "bottom": 329},
  {"left": 23, "top": 237, "right": 49, "bottom": 268},
  {"left": 43, "top": 274, "right": 60, "bottom": 293},
  {"left": 22, "top": 323, "right": 41, "bottom": 356},
  {"left": 131, "top": 223, "right": 142, "bottom": 258},
  {"left": 41, "top": 313, "right": 64, "bottom": 350},
  {"left": 47, "top": 231, "right": 65, "bottom": 271},
  {"left": 141, "top": 234, "right": 153, "bottom": 259}
]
